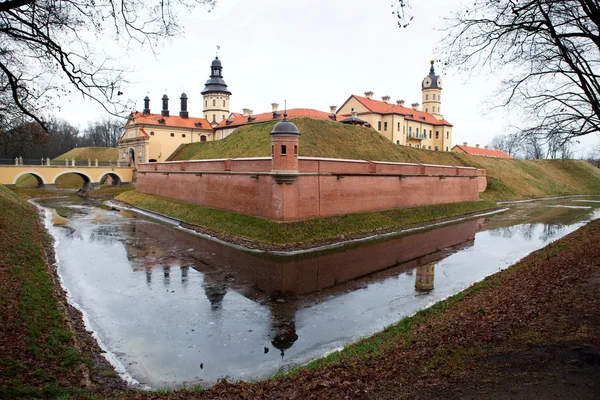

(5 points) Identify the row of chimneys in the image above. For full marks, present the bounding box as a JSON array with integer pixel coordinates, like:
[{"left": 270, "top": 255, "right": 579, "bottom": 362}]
[
  {"left": 143, "top": 94, "right": 189, "bottom": 118},
  {"left": 463, "top": 142, "right": 490, "bottom": 150},
  {"left": 363, "top": 91, "right": 420, "bottom": 110},
  {"left": 242, "top": 103, "right": 280, "bottom": 117}
]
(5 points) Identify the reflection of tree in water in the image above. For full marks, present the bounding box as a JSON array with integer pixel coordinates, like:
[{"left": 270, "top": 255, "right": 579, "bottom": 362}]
[
  {"left": 539, "top": 224, "right": 566, "bottom": 242},
  {"left": 520, "top": 224, "right": 536, "bottom": 241},
  {"left": 488, "top": 226, "right": 518, "bottom": 239},
  {"left": 89, "top": 223, "right": 123, "bottom": 244}
]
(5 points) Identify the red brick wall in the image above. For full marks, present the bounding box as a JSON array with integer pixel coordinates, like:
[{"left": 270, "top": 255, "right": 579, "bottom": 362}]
[{"left": 136, "top": 157, "right": 486, "bottom": 221}]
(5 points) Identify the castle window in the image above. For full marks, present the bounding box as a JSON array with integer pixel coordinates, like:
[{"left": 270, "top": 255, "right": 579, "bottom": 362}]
[
  {"left": 398, "top": 122, "right": 400, "bottom": 131},
  {"left": 384, "top": 122, "right": 388, "bottom": 131},
  {"left": 447, "top": 132, "right": 449, "bottom": 139},
  {"left": 378, "top": 121, "right": 381, "bottom": 131},
  {"left": 436, "top": 131, "right": 440, "bottom": 139},
  {"left": 222, "top": 115, "right": 225, "bottom": 120},
  {"left": 294, "top": 145, "right": 298, "bottom": 155},
  {"left": 433, "top": 94, "right": 436, "bottom": 100},
  {"left": 429, "top": 130, "right": 432, "bottom": 139},
  {"left": 281, "top": 145, "right": 287, "bottom": 155},
  {"left": 425, "top": 94, "right": 429, "bottom": 100},
  {"left": 408, "top": 126, "right": 412, "bottom": 135},
  {"left": 150, "top": 131, "right": 154, "bottom": 136},
  {"left": 213, "top": 99, "right": 216, "bottom": 106},
  {"left": 426, "top": 108, "right": 428, "bottom": 113},
  {"left": 170, "top": 133, "right": 174, "bottom": 137},
  {"left": 428, "top": 146, "right": 432, "bottom": 150},
  {"left": 446, "top": 146, "right": 449, "bottom": 151},
  {"left": 435, "top": 146, "right": 439, "bottom": 151},
  {"left": 223, "top": 100, "right": 225, "bottom": 107},
  {"left": 201, "top": 135, "right": 207, "bottom": 142},
  {"left": 271, "top": 145, "right": 274, "bottom": 155},
  {"left": 416, "top": 128, "right": 419, "bottom": 134},
  {"left": 182, "top": 134, "right": 186, "bottom": 138},
  {"left": 433, "top": 106, "right": 436, "bottom": 112},
  {"left": 396, "top": 140, "right": 400, "bottom": 145}
]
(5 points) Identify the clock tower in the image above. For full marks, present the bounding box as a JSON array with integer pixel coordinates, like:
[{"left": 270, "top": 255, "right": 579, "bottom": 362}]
[{"left": 422, "top": 60, "right": 443, "bottom": 120}]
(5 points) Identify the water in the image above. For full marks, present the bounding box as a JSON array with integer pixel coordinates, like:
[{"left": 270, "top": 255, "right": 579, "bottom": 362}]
[{"left": 35, "top": 196, "right": 600, "bottom": 388}]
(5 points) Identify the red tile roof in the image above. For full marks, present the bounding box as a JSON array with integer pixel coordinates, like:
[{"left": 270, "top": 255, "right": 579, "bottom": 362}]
[
  {"left": 215, "top": 108, "right": 333, "bottom": 129},
  {"left": 127, "top": 112, "right": 213, "bottom": 130},
  {"left": 452, "top": 145, "right": 513, "bottom": 158},
  {"left": 341, "top": 95, "right": 453, "bottom": 127}
]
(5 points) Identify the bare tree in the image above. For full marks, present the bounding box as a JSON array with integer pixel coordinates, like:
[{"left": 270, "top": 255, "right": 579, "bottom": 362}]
[
  {"left": 523, "top": 134, "right": 545, "bottom": 159},
  {"left": 80, "top": 118, "right": 123, "bottom": 148},
  {"left": 440, "top": 0, "right": 600, "bottom": 142},
  {"left": 488, "top": 133, "right": 522, "bottom": 157},
  {"left": 0, "top": 0, "right": 216, "bottom": 128}
]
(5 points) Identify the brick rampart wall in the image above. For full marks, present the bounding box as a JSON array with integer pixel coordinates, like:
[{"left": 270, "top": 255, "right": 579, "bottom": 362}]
[{"left": 136, "top": 157, "right": 486, "bottom": 221}]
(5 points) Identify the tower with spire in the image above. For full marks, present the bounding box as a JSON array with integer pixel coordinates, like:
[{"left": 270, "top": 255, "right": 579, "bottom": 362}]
[
  {"left": 421, "top": 60, "right": 443, "bottom": 120},
  {"left": 201, "top": 54, "right": 232, "bottom": 126}
]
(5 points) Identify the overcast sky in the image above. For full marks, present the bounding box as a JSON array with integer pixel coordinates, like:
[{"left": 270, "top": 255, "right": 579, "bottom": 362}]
[{"left": 55, "top": 0, "right": 597, "bottom": 156}]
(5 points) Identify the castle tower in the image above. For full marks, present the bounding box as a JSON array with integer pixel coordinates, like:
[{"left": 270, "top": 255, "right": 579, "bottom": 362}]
[
  {"left": 201, "top": 56, "right": 232, "bottom": 126},
  {"left": 270, "top": 114, "right": 300, "bottom": 184},
  {"left": 421, "top": 60, "right": 443, "bottom": 119}
]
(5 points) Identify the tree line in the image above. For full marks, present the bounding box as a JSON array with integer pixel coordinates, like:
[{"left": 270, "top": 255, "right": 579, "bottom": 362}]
[{"left": 0, "top": 117, "right": 123, "bottom": 160}]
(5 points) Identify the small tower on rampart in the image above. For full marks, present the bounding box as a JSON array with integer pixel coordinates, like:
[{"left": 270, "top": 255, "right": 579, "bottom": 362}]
[{"left": 270, "top": 113, "right": 300, "bottom": 184}]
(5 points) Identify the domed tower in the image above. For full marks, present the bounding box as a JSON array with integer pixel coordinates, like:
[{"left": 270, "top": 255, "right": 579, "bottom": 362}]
[
  {"left": 270, "top": 114, "right": 300, "bottom": 184},
  {"left": 422, "top": 60, "right": 443, "bottom": 119},
  {"left": 201, "top": 56, "right": 232, "bottom": 126}
]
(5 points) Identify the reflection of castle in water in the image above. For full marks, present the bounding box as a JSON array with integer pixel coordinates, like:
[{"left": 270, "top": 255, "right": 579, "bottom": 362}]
[{"left": 119, "top": 213, "right": 482, "bottom": 357}]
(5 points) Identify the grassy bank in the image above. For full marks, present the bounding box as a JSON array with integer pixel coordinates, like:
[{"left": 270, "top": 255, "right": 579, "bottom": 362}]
[
  {"left": 53, "top": 146, "right": 119, "bottom": 162},
  {"left": 169, "top": 118, "right": 600, "bottom": 202},
  {"left": 115, "top": 190, "right": 497, "bottom": 250},
  {"left": 0, "top": 185, "right": 122, "bottom": 398},
  {"left": 130, "top": 212, "right": 600, "bottom": 399}
]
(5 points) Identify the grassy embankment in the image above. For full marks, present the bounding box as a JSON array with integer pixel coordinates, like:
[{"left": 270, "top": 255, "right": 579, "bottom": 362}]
[
  {"left": 53, "top": 147, "right": 119, "bottom": 162},
  {"left": 169, "top": 118, "right": 600, "bottom": 202},
  {"left": 0, "top": 185, "right": 121, "bottom": 399},
  {"left": 117, "top": 190, "right": 496, "bottom": 249}
]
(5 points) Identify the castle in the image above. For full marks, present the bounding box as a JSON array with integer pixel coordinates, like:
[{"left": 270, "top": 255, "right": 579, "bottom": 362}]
[{"left": 118, "top": 57, "right": 453, "bottom": 166}]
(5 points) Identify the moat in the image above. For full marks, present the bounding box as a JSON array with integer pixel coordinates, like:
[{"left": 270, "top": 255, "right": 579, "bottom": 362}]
[{"left": 36, "top": 196, "right": 600, "bottom": 388}]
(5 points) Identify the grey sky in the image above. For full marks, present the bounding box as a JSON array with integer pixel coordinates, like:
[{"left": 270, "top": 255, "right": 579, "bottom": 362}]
[{"left": 55, "top": 0, "right": 597, "bottom": 155}]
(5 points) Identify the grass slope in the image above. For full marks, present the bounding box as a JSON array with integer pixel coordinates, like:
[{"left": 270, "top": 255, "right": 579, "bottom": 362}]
[
  {"left": 116, "top": 190, "right": 497, "bottom": 249},
  {"left": 53, "top": 147, "right": 118, "bottom": 161},
  {"left": 0, "top": 185, "right": 119, "bottom": 398},
  {"left": 169, "top": 118, "right": 600, "bottom": 201}
]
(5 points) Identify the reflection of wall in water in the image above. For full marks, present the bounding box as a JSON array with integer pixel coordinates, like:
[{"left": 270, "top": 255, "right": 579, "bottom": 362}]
[{"left": 415, "top": 262, "right": 435, "bottom": 292}]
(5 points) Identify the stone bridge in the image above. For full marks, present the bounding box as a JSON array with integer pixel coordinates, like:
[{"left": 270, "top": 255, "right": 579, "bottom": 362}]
[{"left": 0, "top": 165, "right": 135, "bottom": 191}]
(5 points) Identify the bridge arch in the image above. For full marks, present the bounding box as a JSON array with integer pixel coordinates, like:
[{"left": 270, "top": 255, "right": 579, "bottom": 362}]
[
  {"left": 52, "top": 170, "right": 94, "bottom": 191},
  {"left": 12, "top": 171, "right": 46, "bottom": 187},
  {"left": 99, "top": 171, "right": 123, "bottom": 186}
]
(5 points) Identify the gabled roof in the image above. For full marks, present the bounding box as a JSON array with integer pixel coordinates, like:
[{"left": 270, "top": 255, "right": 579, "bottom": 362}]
[
  {"left": 452, "top": 144, "right": 513, "bottom": 159},
  {"left": 338, "top": 95, "right": 453, "bottom": 127},
  {"left": 126, "top": 112, "right": 213, "bottom": 130},
  {"left": 215, "top": 108, "right": 333, "bottom": 129}
]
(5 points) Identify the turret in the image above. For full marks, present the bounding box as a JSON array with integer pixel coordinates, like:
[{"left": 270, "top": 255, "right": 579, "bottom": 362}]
[
  {"left": 201, "top": 56, "right": 232, "bottom": 126},
  {"left": 270, "top": 114, "right": 300, "bottom": 184},
  {"left": 421, "top": 60, "right": 443, "bottom": 119}
]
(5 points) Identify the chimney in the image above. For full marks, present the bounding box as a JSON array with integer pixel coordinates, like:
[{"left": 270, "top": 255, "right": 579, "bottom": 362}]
[
  {"left": 161, "top": 94, "right": 169, "bottom": 117},
  {"left": 396, "top": 100, "right": 405, "bottom": 106},
  {"left": 463, "top": 142, "right": 468, "bottom": 146},
  {"left": 271, "top": 103, "right": 279, "bottom": 112},
  {"left": 484, "top": 145, "right": 489, "bottom": 150},
  {"left": 364, "top": 91, "right": 374, "bottom": 100},
  {"left": 179, "top": 93, "right": 188, "bottom": 118},
  {"left": 242, "top": 108, "right": 253, "bottom": 117},
  {"left": 143, "top": 96, "right": 150, "bottom": 114},
  {"left": 330, "top": 105, "right": 337, "bottom": 114},
  {"left": 411, "top": 102, "right": 420, "bottom": 111},
  {"left": 475, "top": 144, "right": 480, "bottom": 148},
  {"left": 382, "top": 95, "right": 391, "bottom": 103}
]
